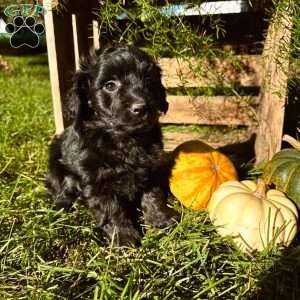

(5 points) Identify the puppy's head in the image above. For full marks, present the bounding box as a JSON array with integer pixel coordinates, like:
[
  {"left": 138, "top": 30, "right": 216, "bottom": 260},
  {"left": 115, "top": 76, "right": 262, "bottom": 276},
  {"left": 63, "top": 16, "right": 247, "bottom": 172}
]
[{"left": 65, "top": 45, "right": 168, "bottom": 133}]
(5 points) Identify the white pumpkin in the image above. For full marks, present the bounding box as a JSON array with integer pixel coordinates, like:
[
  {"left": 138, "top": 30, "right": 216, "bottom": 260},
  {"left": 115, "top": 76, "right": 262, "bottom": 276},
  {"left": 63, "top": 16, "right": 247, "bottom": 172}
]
[{"left": 207, "top": 179, "right": 299, "bottom": 252}]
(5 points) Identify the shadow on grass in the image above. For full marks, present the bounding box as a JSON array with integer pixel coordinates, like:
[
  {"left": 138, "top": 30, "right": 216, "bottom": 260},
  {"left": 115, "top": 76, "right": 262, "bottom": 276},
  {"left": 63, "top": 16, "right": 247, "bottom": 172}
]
[
  {"left": 27, "top": 53, "right": 49, "bottom": 65},
  {"left": 249, "top": 241, "right": 300, "bottom": 300}
]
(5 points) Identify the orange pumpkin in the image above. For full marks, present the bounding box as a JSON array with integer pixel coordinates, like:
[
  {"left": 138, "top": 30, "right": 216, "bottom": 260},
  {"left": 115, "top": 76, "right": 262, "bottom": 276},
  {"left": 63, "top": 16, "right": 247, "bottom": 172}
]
[{"left": 169, "top": 140, "right": 238, "bottom": 210}]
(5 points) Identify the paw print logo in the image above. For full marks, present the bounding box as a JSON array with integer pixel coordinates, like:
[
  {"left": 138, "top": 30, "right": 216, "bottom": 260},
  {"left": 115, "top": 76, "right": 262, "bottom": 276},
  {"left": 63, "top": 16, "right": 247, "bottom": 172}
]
[{"left": 5, "top": 16, "right": 45, "bottom": 49}]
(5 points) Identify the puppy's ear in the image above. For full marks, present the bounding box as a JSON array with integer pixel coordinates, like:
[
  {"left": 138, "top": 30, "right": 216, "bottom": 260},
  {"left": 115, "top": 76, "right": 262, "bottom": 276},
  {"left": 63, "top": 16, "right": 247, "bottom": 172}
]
[
  {"left": 158, "top": 92, "right": 169, "bottom": 114},
  {"left": 63, "top": 69, "right": 93, "bottom": 124},
  {"left": 151, "top": 63, "right": 169, "bottom": 114},
  {"left": 156, "top": 83, "right": 169, "bottom": 114}
]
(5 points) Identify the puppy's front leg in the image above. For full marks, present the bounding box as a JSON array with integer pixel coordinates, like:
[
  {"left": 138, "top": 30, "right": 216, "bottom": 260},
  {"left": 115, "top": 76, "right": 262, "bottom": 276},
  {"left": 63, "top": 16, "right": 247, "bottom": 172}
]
[
  {"left": 141, "top": 187, "right": 180, "bottom": 228},
  {"left": 86, "top": 195, "right": 142, "bottom": 246},
  {"left": 46, "top": 173, "right": 79, "bottom": 211}
]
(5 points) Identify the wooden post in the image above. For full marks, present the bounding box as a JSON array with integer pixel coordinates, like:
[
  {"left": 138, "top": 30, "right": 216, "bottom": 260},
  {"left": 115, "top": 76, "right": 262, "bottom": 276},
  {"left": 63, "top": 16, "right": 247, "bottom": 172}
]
[
  {"left": 44, "top": 0, "right": 76, "bottom": 134},
  {"left": 255, "top": 4, "right": 293, "bottom": 164},
  {"left": 72, "top": 11, "right": 95, "bottom": 69}
]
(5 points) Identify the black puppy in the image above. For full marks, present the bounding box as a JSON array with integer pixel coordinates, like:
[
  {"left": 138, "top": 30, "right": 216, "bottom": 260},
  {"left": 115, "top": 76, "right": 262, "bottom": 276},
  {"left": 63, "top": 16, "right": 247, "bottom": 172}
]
[{"left": 46, "top": 45, "right": 178, "bottom": 246}]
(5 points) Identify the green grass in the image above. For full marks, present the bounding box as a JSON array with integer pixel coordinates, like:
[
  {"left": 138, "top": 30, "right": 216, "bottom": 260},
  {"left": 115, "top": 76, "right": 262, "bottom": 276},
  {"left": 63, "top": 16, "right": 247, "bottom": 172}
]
[{"left": 1, "top": 55, "right": 300, "bottom": 300}]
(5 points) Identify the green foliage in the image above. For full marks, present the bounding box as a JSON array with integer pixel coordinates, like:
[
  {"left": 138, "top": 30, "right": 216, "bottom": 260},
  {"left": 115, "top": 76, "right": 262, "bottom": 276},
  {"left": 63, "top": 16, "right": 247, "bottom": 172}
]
[
  {"left": 99, "top": 0, "right": 225, "bottom": 58},
  {"left": 97, "top": 0, "right": 234, "bottom": 91}
]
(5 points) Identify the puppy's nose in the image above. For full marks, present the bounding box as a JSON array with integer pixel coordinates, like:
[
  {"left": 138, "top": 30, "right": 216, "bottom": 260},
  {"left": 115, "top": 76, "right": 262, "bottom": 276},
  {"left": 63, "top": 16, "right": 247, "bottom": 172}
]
[{"left": 131, "top": 103, "right": 147, "bottom": 116}]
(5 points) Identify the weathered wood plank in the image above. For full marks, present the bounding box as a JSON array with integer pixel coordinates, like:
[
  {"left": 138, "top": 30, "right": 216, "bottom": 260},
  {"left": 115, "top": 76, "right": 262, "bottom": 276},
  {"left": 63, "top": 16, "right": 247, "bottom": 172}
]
[
  {"left": 163, "top": 132, "right": 204, "bottom": 151},
  {"left": 160, "top": 96, "right": 258, "bottom": 126},
  {"left": 159, "top": 55, "right": 263, "bottom": 88},
  {"left": 254, "top": 7, "right": 293, "bottom": 164},
  {"left": 163, "top": 128, "right": 252, "bottom": 151}
]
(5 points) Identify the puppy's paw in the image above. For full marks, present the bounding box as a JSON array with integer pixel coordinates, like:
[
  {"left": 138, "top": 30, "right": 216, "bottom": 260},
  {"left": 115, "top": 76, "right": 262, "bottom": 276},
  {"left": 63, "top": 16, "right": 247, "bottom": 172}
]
[
  {"left": 103, "top": 223, "right": 142, "bottom": 247},
  {"left": 115, "top": 228, "right": 142, "bottom": 247},
  {"left": 144, "top": 207, "right": 180, "bottom": 229},
  {"left": 54, "top": 197, "right": 74, "bottom": 211}
]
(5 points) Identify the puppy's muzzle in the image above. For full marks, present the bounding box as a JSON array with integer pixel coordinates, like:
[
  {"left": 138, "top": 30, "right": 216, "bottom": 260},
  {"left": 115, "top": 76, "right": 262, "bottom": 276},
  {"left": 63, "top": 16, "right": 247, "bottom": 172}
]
[{"left": 130, "top": 103, "right": 147, "bottom": 117}]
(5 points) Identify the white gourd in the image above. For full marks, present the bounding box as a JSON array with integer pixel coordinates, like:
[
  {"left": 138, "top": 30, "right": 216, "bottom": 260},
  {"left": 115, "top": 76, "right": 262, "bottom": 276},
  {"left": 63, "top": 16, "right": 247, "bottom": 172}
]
[{"left": 207, "top": 179, "right": 299, "bottom": 252}]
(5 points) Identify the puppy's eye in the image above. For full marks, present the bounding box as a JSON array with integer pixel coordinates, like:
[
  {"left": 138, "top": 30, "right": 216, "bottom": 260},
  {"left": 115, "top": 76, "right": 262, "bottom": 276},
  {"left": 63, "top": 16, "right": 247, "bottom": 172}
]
[{"left": 103, "top": 81, "right": 118, "bottom": 92}]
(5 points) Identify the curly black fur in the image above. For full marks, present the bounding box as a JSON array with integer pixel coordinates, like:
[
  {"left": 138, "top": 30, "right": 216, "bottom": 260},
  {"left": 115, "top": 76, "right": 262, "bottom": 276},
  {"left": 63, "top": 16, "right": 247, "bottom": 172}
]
[{"left": 46, "top": 45, "right": 179, "bottom": 246}]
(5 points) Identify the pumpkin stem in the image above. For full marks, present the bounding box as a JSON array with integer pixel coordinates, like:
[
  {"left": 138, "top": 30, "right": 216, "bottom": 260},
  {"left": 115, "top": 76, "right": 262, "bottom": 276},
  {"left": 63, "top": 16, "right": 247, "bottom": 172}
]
[
  {"left": 282, "top": 134, "right": 300, "bottom": 151},
  {"left": 253, "top": 179, "right": 267, "bottom": 199}
]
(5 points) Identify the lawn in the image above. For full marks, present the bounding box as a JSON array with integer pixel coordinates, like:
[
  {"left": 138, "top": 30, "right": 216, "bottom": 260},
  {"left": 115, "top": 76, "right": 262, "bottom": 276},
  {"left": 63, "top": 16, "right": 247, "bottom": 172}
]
[{"left": 1, "top": 55, "right": 300, "bottom": 300}]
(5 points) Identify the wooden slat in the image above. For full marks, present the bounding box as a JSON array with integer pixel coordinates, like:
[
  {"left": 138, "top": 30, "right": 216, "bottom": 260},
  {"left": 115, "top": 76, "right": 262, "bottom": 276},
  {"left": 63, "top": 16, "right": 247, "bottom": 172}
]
[
  {"left": 159, "top": 55, "right": 263, "bottom": 88},
  {"left": 163, "top": 130, "right": 251, "bottom": 152},
  {"left": 93, "top": 20, "right": 100, "bottom": 50},
  {"left": 163, "top": 132, "right": 203, "bottom": 151},
  {"left": 160, "top": 96, "right": 258, "bottom": 126},
  {"left": 254, "top": 7, "right": 293, "bottom": 164}
]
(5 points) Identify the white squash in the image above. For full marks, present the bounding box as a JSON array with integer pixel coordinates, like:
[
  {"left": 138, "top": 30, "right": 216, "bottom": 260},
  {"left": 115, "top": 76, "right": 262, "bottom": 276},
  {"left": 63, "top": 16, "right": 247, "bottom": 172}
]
[{"left": 207, "top": 179, "right": 299, "bottom": 252}]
